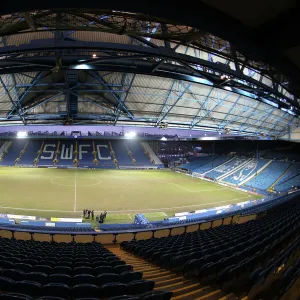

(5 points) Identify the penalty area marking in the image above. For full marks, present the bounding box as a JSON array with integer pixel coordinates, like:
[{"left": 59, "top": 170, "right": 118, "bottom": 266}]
[{"left": 0, "top": 194, "right": 252, "bottom": 214}]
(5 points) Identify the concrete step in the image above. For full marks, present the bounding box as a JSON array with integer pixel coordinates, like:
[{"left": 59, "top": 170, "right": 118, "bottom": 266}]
[
  {"left": 155, "top": 277, "right": 187, "bottom": 287},
  {"left": 218, "top": 294, "right": 237, "bottom": 300},
  {"left": 171, "top": 286, "right": 211, "bottom": 299},
  {"left": 144, "top": 273, "right": 178, "bottom": 281},
  {"left": 195, "top": 289, "right": 224, "bottom": 300}
]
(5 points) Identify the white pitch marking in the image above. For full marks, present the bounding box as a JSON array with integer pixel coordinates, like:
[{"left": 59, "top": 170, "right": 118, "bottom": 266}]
[
  {"left": 148, "top": 171, "right": 227, "bottom": 193},
  {"left": 50, "top": 176, "right": 102, "bottom": 187},
  {"left": 73, "top": 168, "right": 77, "bottom": 212},
  {"left": 0, "top": 195, "right": 253, "bottom": 213},
  {"left": 105, "top": 195, "right": 252, "bottom": 212}
]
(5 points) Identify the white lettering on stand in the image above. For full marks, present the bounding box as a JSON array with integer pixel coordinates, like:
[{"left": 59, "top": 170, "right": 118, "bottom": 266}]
[
  {"left": 79, "top": 145, "right": 90, "bottom": 160},
  {"left": 61, "top": 144, "right": 73, "bottom": 160},
  {"left": 40, "top": 144, "right": 55, "bottom": 160},
  {"left": 97, "top": 145, "right": 111, "bottom": 160}
]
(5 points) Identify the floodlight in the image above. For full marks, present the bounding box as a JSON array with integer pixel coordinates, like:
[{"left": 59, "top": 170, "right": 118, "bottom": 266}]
[
  {"left": 17, "top": 131, "right": 28, "bottom": 138},
  {"left": 124, "top": 132, "right": 136, "bottom": 138},
  {"left": 160, "top": 137, "right": 167, "bottom": 141},
  {"left": 92, "top": 53, "right": 97, "bottom": 58}
]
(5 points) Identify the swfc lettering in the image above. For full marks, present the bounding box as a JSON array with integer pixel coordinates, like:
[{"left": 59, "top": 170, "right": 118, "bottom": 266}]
[{"left": 40, "top": 144, "right": 111, "bottom": 160}]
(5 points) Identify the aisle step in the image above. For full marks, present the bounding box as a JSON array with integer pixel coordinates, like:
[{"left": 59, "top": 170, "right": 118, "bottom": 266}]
[
  {"left": 133, "top": 265, "right": 160, "bottom": 270},
  {"left": 155, "top": 277, "right": 187, "bottom": 287},
  {"left": 219, "top": 294, "right": 237, "bottom": 300},
  {"left": 144, "top": 273, "right": 178, "bottom": 281},
  {"left": 141, "top": 270, "right": 171, "bottom": 277},
  {"left": 171, "top": 285, "right": 211, "bottom": 299},
  {"left": 195, "top": 289, "right": 224, "bottom": 300},
  {"left": 155, "top": 281, "right": 196, "bottom": 291},
  {"left": 107, "top": 246, "right": 231, "bottom": 300}
]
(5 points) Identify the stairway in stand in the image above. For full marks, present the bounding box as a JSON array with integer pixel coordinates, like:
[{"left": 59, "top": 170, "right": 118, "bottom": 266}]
[{"left": 107, "top": 245, "right": 237, "bottom": 300}]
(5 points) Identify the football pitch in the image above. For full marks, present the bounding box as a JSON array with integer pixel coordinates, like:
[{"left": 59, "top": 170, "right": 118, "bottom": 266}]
[{"left": 0, "top": 168, "right": 260, "bottom": 224}]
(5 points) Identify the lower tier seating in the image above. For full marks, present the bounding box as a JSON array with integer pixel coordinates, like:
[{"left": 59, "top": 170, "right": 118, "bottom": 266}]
[
  {"left": 0, "top": 240, "right": 158, "bottom": 299},
  {"left": 121, "top": 198, "right": 300, "bottom": 299},
  {"left": 245, "top": 160, "right": 291, "bottom": 190}
]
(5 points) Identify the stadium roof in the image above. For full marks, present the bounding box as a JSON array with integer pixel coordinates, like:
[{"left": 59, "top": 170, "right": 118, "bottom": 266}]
[{"left": 0, "top": 1, "right": 300, "bottom": 140}]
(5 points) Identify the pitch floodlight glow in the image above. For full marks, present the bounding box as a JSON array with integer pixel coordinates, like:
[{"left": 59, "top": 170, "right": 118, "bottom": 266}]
[
  {"left": 17, "top": 131, "right": 28, "bottom": 138},
  {"left": 160, "top": 137, "right": 167, "bottom": 141},
  {"left": 124, "top": 132, "right": 136, "bottom": 138}
]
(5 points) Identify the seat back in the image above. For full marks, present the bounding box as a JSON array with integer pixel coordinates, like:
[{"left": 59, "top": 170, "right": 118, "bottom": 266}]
[
  {"left": 74, "top": 274, "right": 96, "bottom": 285},
  {"left": 72, "top": 284, "right": 99, "bottom": 298},
  {"left": 15, "top": 280, "right": 42, "bottom": 297},
  {"left": 97, "top": 273, "right": 120, "bottom": 286},
  {"left": 42, "top": 283, "right": 70, "bottom": 298}
]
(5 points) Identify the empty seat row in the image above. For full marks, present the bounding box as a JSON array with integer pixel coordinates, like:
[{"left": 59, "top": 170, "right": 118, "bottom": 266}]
[
  {"left": 0, "top": 278, "right": 155, "bottom": 298},
  {"left": 0, "top": 240, "right": 158, "bottom": 299},
  {"left": 121, "top": 197, "right": 300, "bottom": 296},
  {"left": 0, "top": 268, "right": 142, "bottom": 286},
  {"left": 0, "top": 290, "right": 172, "bottom": 300}
]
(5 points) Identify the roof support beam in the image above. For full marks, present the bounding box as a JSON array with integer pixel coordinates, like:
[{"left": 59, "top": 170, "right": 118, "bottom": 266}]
[
  {"left": 191, "top": 90, "right": 231, "bottom": 128},
  {"left": 268, "top": 113, "right": 293, "bottom": 135},
  {"left": 0, "top": 75, "right": 26, "bottom": 124},
  {"left": 21, "top": 12, "right": 36, "bottom": 31},
  {"left": 156, "top": 81, "right": 192, "bottom": 124},
  {"left": 240, "top": 107, "right": 276, "bottom": 132},
  {"left": 224, "top": 101, "right": 260, "bottom": 129},
  {"left": 23, "top": 92, "right": 64, "bottom": 114},
  {"left": 190, "top": 87, "right": 214, "bottom": 127},
  {"left": 114, "top": 73, "right": 136, "bottom": 125},
  {"left": 7, "top": 71, "right": 45, "bottom": 118},
  {"left": 0, "top": 40, "right": 296, "bottom": 109},
  {"left": 219, "top": 95, "right": 241, "bottom": 127},
  {"left": 89, "top": 71, "right": 134, "bottom": 120},
  {"left": 74, "top": 94, "right": 117, "bottom": 116},
  {"left": 128, "top": 35, "right": 159, "bottom": 48}
]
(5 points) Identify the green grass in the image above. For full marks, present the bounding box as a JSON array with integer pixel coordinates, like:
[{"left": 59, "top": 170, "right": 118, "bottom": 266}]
[{"left": 0, "top": 167, "right": 261, "bottom": 224}]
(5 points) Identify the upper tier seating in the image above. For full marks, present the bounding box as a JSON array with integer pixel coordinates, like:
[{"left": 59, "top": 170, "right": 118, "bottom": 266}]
[
  {"left": 0, "top": 140, "right": 156, "bottom": 168},
  {"left": 192, "top": 155, "right": 231, "bottom": 174},
  {"left": 274, "top": 174, "right": 300, "bottom": 192},
  {"left": 56, "top": 141, "right": 75, "bottom": 167},
  {"left": 77, "top": 141, "right": 94, "bottom": 167},
  {"left": 205, "top": 156, "right": 249, "bottom": 179},
  {"left": 0, "top": 240, "right": 156, "bottom": 298},
  {"left": 121, "top": 198, "right": 300, "bottom": 298},
  {"left": 246, "top": 160, "right": 291, "bottom": 191},
  {"left": 222, "top": 158, "right": 269, "bottom": 185},
  {"left": 18, "top": 141, "right": 42, "bottom": 166},
  {"left": 37, "top": 141, "right": 58, "bottom": 167},
  {"left": 125, "top": 141, "right": 150, "bottom": 165},
  {"left": 180, "top": 155, "right": 214, "bottom": 170},
  {"left": 0, "top": 140, "right": 26, "bottom": 166},
  {"left": 264, "top": 151, "right": 300, "bottom": 161},
  {"left": 110, "top": 141, "right": 134, "bottom": 166},
  {"left": 274, "top": 162, "right": 300, "bottom": 192},
  {"left": 94, "top": 141, "right": 115, "bottom": 168}
]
